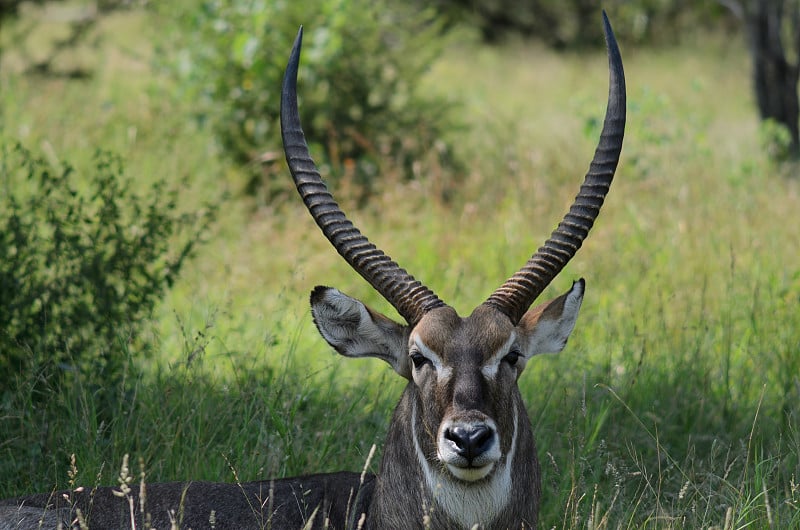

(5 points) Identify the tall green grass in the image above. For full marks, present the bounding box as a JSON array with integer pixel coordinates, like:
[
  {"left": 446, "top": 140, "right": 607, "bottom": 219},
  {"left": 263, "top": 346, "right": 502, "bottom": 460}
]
[{"left": 1, "top": 6, "right": 799, "bottom": 528}]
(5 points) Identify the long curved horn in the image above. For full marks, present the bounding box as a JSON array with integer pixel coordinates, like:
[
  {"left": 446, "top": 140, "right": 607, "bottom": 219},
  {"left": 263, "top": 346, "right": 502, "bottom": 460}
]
[
  {"left": 281, "top": 27, "right": 446, "bottom": 326},
  {"left": 484, "top": 11, "right": 626, "bottom": 325}
]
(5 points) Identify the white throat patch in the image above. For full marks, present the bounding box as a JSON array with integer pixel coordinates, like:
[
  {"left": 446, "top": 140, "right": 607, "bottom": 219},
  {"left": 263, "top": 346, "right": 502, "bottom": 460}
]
[{"left": 411, "top": 400, "right": 518, "bottom": 528}]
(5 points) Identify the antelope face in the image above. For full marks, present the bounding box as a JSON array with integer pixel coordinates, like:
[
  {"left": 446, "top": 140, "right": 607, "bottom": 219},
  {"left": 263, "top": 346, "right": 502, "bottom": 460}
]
[
  {"left": 311, "top": 279, "right": 584, "bottom": 484},
  {"left": 411, "top": 304, "right": 515, "bottom": 483}
]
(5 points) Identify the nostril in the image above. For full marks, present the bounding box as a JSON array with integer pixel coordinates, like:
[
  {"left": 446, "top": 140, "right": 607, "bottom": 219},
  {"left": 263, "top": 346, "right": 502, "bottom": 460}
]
[
  {"left": 444, "top": 425, "right": 494, "bottom": 462},
  {"left": 444, "top": 426, "right": 465, "bottom": 446},
  {"left": 472, "top": 425, "right": 493, "bottom": 454}
]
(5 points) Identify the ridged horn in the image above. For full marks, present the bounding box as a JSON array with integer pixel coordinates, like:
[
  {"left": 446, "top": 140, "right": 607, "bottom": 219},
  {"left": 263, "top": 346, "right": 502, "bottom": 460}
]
[
  {"left": 280, "top": 27, "right": 446, "bottom": 326},
  {"left": 483, "top": 11, "right": 626, "bottom": 325}
]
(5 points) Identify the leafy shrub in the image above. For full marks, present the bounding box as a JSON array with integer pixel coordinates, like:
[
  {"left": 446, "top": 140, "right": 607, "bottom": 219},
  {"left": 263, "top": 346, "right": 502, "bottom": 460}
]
[
  {"left": 759, "top": 118, "right": 796, "bottom": 162},
  {"left": 0, "top": 143, "right": 215, "bottom": 397},
  {"left": 159, "top": 0, "right": 460, "bottom": 197}
]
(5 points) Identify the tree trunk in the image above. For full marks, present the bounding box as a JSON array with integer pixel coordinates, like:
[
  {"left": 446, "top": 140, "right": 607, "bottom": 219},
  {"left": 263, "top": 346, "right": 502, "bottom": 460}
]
[{"left": 745, "top": 0, "right": 800, "bottom": 156}]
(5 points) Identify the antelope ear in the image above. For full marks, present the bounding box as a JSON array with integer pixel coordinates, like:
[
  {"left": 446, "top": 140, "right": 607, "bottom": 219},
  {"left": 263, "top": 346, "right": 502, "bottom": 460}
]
[
  {"left": 517, "top": 279, "right": 585, "bottom": 357},
  {"left": 310, "top": 286, "right": 411, "bottom": 379}
]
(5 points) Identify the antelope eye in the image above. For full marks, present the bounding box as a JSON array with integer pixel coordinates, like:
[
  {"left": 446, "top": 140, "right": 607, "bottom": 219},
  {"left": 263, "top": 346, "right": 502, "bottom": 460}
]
[
  {"left": 410, "top": 352, "right": 430, "bottom": 369},
  {"left": 503, "top": 349, "right": 521, "bottom": 366}
]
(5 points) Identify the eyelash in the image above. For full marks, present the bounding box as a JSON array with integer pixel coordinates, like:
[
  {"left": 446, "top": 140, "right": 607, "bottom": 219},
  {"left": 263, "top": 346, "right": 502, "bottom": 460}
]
[
  {"left": 503, "top": 349, "right": 521, "bottom": 366},
  {"left": 410, "top": 351, "right": 431, "bottom": 369}
]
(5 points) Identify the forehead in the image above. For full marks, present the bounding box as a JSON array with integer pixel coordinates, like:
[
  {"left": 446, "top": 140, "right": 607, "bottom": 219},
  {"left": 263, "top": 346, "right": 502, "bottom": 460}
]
[{"left": 411, "top": 305, "right": 515, "bottom": 359}]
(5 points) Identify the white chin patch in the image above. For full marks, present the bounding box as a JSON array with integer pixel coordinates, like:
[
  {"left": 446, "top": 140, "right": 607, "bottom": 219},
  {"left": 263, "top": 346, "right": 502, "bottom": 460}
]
[{"left": 446, "top": 463, "right": 494, "bottom": 482}]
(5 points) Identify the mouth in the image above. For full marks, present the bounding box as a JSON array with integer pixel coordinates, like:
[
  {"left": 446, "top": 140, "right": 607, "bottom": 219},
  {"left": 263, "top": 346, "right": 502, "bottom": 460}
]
[{"left": 445, "top": 462, "right": 495, "bottom": 482}]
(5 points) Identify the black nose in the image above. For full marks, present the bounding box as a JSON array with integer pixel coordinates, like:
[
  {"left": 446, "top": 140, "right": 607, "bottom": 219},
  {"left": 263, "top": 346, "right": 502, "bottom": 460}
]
[{"left": 444, "top": 424, "right": 494, "bottom": 462}]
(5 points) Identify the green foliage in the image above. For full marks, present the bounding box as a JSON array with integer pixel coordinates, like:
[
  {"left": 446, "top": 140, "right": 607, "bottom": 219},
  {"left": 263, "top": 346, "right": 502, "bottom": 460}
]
[
  {"left": 0, "top": 0, "right": 44, "bottom": 20},
  {"left": 432, "top": 0, "right": 730, "bottom": 46},
  {"left": 0, "top": 0, "right": 146, "bottom": 79},
  {"left": 160, "top": 0, "right": 460, "bottom": 197},
  {"left": 0, "top": 143, "right": 215, "bottom": 398},
  {"left": 759, "top": 118, "right": 796, "bottom": 161}
]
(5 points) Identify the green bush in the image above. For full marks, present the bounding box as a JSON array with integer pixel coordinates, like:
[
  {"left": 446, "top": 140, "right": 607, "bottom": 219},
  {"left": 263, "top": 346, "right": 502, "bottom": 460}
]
[
  {"left": 159, "top": 0, "right": 460, "bottom": 197},
  {"left": 0, "top": 143, "right": 215, "bottom": 398}
]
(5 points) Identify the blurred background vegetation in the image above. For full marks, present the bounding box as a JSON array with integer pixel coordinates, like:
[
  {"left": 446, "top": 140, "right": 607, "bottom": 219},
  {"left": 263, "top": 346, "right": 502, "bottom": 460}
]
[{"left": 1, "top": 0, "right": 799, "bottom": 527}]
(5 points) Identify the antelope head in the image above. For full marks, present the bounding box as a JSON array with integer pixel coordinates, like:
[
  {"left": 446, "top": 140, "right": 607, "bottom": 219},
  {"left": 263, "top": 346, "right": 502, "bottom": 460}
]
[{"left": 281, "top": 12, "right": 624, "bottom": 528}]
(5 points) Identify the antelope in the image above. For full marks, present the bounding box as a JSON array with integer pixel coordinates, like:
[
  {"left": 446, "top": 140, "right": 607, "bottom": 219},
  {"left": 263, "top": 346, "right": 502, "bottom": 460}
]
[{"left": 0, "top": 11, "right": 625, "bottom": 530}]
